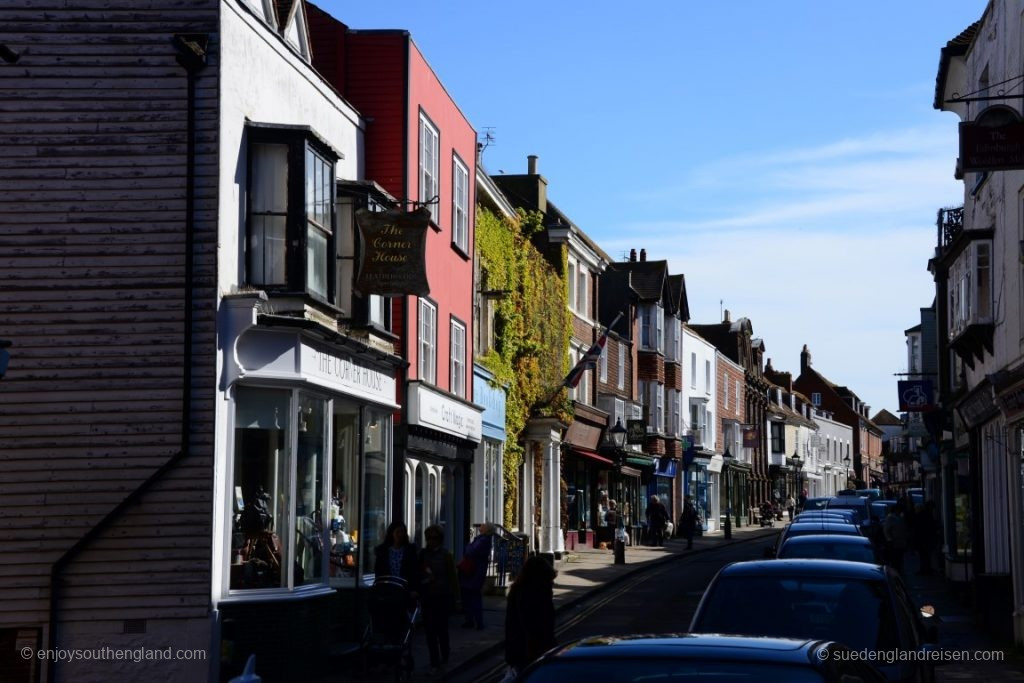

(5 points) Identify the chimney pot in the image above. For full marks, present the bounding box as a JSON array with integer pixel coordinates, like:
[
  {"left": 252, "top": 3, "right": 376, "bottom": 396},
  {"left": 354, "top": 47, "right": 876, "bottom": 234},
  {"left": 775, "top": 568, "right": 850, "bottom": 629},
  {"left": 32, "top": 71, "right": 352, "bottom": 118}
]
[
  {"left": 724, "top": 309, "right": 731, "bottom": 323},
  {"left": 629, "top": 248, "right": 637, "bottom": 262},
  {"left": 527, "top": 154, "right": 538, "bottom": 175},
  {"left": 639, "top": 248, "right": 647, "bottom": 262}
]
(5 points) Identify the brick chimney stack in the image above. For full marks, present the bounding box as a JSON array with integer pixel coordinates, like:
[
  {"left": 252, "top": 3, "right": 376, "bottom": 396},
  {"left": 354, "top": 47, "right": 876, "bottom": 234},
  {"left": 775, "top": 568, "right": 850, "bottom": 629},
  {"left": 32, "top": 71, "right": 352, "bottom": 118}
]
[
  {"left": 639, "top": 248, "right": 647, "bottom": 262},
  {"left": 800, "top": 344, "right": 812, "bottom": 374},
  {"left": 527, "top": 154, "right": 538, "bottom": 175},
  {"left": 629, "top": 248, "right": 637, "bottom": 262},
  {"left": 723, "top": 309, "right": 730, "bottom": 323}
]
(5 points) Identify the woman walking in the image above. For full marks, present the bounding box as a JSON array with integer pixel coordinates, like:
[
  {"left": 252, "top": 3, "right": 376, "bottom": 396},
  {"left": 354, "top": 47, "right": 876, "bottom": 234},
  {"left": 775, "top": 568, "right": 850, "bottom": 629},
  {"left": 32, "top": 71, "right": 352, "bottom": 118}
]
[
  {"left": 419, "top": 524, "right": 457, "bottom": 675},
  {"left": 504, "top": 555, "right": 557, "bottom": 678},
  {"left": 458, "top": 523, "right": 493, "bottom": 629},
  {"left": 373, "top": 520, "right": 419, "bottom": 586}
]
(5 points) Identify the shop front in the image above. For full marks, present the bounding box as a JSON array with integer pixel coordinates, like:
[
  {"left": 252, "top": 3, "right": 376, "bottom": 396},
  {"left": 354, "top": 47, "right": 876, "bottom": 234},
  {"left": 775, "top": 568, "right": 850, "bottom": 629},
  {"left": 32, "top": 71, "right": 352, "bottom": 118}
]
[
  {"left": 648, "top": 457, "right": 677, "bottom": 537},
  {"left": 705, "top": 455, "right": 723, "bottom": 533},
  {"left": 402, "top": 381, "right": 483, "bottom": 556},
  {"left": 216, "top": 299, "right": 402, "bottom": 682},
  {"left": 565, "top": 447, "right": 614, "bottom": 549},
  {"left": 723, "top": 461, "right": 751, "bottom": 529},
  {"left": 473, "top": 365, "right": 507, "bottom": 529}
]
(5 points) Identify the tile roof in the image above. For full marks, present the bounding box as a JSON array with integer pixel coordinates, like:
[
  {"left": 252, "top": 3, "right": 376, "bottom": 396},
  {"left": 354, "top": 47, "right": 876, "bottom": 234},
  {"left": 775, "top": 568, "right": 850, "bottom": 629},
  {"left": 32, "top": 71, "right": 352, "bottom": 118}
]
[
  {"left": 934, "top": 19, "right": 982, "bottom": 109},
  {"left": 607, "top": 260, "right": 668, "bottom": 301},
  {"left": 871, "top": 409, "right": 902, "bottom": 426},
  {"left": 667, "top": 274, "right": 689, "bottom": 321}
]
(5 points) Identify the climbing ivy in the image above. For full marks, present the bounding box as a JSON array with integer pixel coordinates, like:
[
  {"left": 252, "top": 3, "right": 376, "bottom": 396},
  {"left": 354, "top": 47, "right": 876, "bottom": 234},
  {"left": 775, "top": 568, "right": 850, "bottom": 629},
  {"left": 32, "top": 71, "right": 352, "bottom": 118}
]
[{"left": 475, "top": 206, "right": 573, "bottom": 527}]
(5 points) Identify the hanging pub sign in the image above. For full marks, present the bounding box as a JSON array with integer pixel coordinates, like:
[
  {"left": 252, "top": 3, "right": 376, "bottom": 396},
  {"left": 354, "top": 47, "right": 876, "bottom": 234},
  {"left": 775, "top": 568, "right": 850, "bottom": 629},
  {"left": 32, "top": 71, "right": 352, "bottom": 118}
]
[
  {"left": 897, "top": 380, "right": 936, "bottom": 412},
  {"left": 742, "top": 426, "right": 759, "bottom": 448},
  {"left": 354, "top": 206, "right": 431, "bottom": 296},
  {"left": 626, "top": 419, "right": 646, "bottom": 445},
  {"left": 958, "top": 107, "right": 1024, "bottom": 173}
]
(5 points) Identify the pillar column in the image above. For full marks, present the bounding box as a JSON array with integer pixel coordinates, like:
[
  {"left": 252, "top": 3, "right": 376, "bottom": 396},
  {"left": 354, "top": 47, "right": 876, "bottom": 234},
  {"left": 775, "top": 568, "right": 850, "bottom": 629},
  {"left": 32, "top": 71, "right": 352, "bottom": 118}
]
[{"left": 525, "top": 417, "right": 566, "bottom": 560}]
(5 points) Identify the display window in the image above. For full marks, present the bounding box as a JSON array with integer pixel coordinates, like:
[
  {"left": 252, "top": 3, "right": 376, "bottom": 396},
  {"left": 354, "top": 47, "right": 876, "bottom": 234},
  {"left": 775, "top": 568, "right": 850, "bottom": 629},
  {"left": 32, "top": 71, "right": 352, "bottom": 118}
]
[{"left": 228, "top": 386, "right": 392, "bottom": 594}]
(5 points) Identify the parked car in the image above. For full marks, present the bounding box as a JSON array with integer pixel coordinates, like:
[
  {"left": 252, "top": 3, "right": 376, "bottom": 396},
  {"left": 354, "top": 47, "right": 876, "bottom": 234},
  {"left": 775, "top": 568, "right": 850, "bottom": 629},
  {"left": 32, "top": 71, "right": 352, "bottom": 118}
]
[
  {"left": 776, "top": 534, "right": 880, "bottom": 564},
  {"left": 690, "top": 560, "right": 939, "bottom": 682},
  {"left": 795, "top": 510, "right": 857, "bottom": 524},
  {"left": 824, "top": 496, "right": 871, "bottom": 530},
  {"left": 803, "top": 496, "right": 831, "bottom": 511},
  {"left": 907, "top": 488, "right": 925, "bottom": 507},
  {"left": 870, "top": 500, "right": 899, "bottom": 525},
  {"left": 767, "top": 521, "right": 862, "bottom": 558},
  {"left": 856, "top": 488, "right": 882, "bottom": 503},
  {"left": 516, "top": 633, "right": 886, "bottom": 682}
]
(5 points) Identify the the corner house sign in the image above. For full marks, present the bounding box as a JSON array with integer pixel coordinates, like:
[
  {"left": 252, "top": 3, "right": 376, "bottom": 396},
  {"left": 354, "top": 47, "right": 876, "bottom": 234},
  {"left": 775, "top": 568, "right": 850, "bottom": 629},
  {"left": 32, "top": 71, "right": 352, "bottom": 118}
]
[
  {"left": 354, "top": 206, "right": 430, "bottom": 297},
  {"left": 234, "top": 330, "right": 397, "bottom": 408},
  {"left": 407, "top": 381, "right": 483, "bottom": 443},
  {"left": 959, "top": 106, "right": 1024, "bottom": 173}
]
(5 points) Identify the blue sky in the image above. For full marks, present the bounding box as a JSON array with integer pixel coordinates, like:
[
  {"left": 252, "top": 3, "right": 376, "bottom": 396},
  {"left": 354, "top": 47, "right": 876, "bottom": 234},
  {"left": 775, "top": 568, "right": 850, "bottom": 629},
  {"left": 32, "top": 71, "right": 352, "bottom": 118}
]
[{"left": 319, "top": 1, "right": 986, "bottom": 414}]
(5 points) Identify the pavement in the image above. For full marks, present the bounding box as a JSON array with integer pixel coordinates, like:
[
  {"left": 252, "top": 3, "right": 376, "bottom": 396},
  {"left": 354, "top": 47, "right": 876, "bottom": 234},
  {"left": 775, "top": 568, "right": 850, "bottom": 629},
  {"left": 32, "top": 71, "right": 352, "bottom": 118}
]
[{"left": 323, "top": 523, "right": 1024, "bottom": 682}]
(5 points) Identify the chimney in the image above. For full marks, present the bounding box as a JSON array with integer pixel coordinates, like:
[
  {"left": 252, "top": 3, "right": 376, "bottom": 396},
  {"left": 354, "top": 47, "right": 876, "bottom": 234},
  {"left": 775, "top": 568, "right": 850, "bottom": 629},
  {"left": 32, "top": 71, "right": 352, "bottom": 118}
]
[
  {"left": 800, "top": 344, "right": 811, "bottom": 374},
  {"left": 723, "top": 309, "right": 731, "bottom": 323},
  {"left": 639, "top": 248, "right": 647, "bottom": 262},
  {"left": 527, "top": 154, "right": 538, "bottom": 175},
  {"left": 629, "top": 248, "right": 637, "bottom": 262}
]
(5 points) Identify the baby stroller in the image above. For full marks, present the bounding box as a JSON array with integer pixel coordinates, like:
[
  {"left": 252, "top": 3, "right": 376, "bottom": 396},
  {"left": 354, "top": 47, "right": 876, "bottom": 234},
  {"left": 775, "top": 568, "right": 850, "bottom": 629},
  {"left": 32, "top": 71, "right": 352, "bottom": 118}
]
[
  {"left": 759, "top": 501, "right": 776, "bottom": 527},
  {"left": 365, "top": 576, "right": 420, "bottom": 681}
]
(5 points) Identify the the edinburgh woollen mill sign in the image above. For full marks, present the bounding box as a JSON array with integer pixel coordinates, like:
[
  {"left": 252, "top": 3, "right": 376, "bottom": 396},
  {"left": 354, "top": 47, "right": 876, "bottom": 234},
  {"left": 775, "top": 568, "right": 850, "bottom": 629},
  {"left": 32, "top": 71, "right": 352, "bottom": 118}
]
[{"left": 354, "top": 206, "right": 431, "bottom": 296}]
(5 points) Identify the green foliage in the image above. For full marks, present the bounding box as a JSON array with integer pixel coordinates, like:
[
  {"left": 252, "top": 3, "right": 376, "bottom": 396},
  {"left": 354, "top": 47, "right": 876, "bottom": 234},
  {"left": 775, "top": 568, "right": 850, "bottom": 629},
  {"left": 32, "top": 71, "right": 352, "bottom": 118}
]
[{"left": 476, "top": 206, "right": 572, "bottom": 527}]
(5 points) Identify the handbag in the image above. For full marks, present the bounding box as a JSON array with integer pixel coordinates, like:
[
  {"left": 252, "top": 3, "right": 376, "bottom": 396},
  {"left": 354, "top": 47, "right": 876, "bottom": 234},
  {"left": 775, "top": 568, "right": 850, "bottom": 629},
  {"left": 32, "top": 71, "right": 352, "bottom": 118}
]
[{"left": 457, "top": 556, "right": 475, "bottom": 576}]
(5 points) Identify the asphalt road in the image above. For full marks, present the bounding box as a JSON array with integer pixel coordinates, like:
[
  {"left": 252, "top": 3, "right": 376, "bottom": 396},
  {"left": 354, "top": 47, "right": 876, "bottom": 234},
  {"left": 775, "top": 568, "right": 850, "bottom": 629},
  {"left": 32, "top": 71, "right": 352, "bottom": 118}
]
[{"left": 449, "top": 534, "right": 775, "bottom": 683}]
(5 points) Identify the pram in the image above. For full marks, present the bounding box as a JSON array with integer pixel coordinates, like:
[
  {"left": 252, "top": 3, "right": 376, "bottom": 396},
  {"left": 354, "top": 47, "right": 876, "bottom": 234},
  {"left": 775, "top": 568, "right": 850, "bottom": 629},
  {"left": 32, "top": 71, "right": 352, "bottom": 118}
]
[{"left": 365, "top": 576, "right": 420, "bottom": 681}]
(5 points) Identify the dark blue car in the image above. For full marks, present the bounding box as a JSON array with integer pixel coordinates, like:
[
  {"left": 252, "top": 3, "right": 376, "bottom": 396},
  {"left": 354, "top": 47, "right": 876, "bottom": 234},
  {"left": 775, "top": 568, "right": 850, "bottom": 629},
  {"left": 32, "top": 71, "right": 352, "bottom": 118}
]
[
  {"left": 690, "top": 560, "right": 938, "bottom": 682},
  {"left": 516, "top": 633, "right": 885, "bottom": 682}
]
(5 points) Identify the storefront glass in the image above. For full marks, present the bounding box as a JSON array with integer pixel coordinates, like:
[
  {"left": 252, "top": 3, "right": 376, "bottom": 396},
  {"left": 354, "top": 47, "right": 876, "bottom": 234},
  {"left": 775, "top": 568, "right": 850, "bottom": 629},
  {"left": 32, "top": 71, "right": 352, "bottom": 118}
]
[
  {"left": 295, "top": 395, "right": 325, "bottom": 585},
  {"left": 330, "top": 402, "right": 360, "bottom": 585},
  {"left": 362, "top": 407, "right": 391, "bottom": 574}
]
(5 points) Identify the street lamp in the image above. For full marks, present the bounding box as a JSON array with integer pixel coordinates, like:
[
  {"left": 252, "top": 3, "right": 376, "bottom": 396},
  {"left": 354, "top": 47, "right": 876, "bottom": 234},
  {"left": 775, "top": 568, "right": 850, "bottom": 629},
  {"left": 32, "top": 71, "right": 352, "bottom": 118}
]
[
  {"left": 791, "top": 451, "right": 803, "bottom": 512},
  {"left": 607, "top": 419, "right": 628, "bottom": 564},
  {"left": 843, "top": 453, "right": 852, "bottom": 490},
  {"left": 722, "top": 447, "right": 734, "bottom": 540}
]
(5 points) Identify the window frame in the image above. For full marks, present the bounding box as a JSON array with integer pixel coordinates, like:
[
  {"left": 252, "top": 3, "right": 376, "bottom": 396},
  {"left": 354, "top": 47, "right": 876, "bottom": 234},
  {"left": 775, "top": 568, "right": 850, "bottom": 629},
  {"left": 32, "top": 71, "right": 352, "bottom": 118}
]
[
  {"left": 418, "top": 111, "right": 440, "bottom": 226},
  {"left": 419, "top": 298, "right": 438, "bottom": 384},
  {"left": 451, "top": 153, "right": 470, "bottom": 254},
  {"left": 617, "top": 344, "right": 625, "bottom": 390},
  {"left": 246, "top": 124, "right": 338, "bottom": 305},
  {"left": 450, "top": 316, "right": 467, "bottom": 398}
]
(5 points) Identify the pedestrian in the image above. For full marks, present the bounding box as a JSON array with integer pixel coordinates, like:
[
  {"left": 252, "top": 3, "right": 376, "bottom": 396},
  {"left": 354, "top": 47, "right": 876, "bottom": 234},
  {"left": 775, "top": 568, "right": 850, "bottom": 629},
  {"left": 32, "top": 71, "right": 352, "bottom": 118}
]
[
  {"left": 605, "top": 500, "right": 618, "bottom": 528},
  {"left": 912, "top": 501, "right": 938, "bottom": 576},
  {"left": 882, "top": 507, "right": 909, "bottom": 574},
  {"left": 645, "top": 495, "right": 669, "bottom": 547},
  {"left": 785, "top": 494, "right": 796, "bottom": 521},
  {"left": 419, "top": 524, "right": 457, "bottom": 675},
  {"left": 458, "top": 522, "right": 493, "bottom": 630},
  {"left": 373, "top": 520, "right": 419, "bottom": 587},
  {"left": 504, "top": 555, "right": 557, "bottom": 680},
  {"left": 798, "top": 488, "right": 808, "bottom": 512},
  {"left": 680, "top": 496, "right": 698, "bottom": 550}
]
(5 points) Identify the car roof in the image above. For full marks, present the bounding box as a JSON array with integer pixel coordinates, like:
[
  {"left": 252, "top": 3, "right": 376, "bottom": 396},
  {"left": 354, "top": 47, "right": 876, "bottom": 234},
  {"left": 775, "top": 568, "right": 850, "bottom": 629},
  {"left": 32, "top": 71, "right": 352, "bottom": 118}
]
[
  {"left": 825, "top": 497, "right": 868, "bottom": 506},
  {"left": 780, "top": 534, "right": 873, "bottom": 547},
  {"left": 718, "top": 559, "right": 887, "bottom": 579},
  {"left": 787, "top": 521, "right": 859, "bottom": 530},
  {"left": 547, "top": 634, "right": 830, "bottom": 663}
]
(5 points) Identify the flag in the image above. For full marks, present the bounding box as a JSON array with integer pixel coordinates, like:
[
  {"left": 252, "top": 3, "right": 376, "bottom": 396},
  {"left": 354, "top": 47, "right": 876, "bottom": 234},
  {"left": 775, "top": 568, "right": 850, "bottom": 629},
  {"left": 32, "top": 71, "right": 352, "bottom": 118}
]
[{"left": 562, "top": 311, "right": 624, "bottom": 388}]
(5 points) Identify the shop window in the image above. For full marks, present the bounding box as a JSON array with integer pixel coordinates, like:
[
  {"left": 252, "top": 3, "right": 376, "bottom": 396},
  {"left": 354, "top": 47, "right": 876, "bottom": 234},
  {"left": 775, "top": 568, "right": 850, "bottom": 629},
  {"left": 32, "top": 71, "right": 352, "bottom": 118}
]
[
  {"left": 246, "top": 125, "right": 336, "bottom": 305},
  {"left": 331, "top": 403, "right": 360, "bottom": 584},
  {"left": 361, "top": 408, "right": 391, "bottom": 573},
  {"left": 295, "top": 396, "right": 325, "bottom": 585}
]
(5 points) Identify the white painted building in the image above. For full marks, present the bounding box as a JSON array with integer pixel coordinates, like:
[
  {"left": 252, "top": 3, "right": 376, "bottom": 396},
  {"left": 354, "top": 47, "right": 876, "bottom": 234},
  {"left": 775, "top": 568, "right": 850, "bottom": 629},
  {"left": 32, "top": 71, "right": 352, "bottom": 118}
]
[
  {"left": 681, "top": 325, "right": 718, "bottom": 528},
  {"left": 813, "top": 408, "right": 854, "bottom": 497}
]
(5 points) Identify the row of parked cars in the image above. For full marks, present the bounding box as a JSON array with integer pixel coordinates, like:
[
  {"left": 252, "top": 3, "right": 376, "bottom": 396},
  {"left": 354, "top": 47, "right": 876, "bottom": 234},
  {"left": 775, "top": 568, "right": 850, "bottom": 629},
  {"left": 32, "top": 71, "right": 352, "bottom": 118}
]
[{"left": 515, "top": 489, "right": 938, "bottom": 682}]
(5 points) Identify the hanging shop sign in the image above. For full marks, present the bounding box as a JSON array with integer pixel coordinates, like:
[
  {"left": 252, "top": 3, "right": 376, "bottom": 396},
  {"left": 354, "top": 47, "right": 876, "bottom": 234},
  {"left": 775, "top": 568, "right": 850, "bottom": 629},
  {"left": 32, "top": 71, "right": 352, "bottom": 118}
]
[
  {"left": 897, "top": 380, "right": 936, "bottom": 412},
  {"left": 990, "top": 365, "right": 1024, "bottom": 424},
  {"left": 955, "top": 382, "right": 998, "bottom": 430},
  {"left": 354, "top": 206, "right": 431, "bottom": 296},
  {"left": 742, "top": 426, "right": 759, "bottom": 448},
  {"left": 626, "top": 419, "right": 646, "bottom": 445},
  {"left": 958, "top": 107, "right": 1024, "bottom": 173}
]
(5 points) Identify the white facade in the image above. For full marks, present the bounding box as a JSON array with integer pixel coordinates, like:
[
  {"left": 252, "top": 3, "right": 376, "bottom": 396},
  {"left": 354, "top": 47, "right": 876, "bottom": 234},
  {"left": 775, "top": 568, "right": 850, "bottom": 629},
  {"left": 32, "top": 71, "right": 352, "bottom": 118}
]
[
  {"left": 813, "top": 408, "right": 854, "bottom": 496},
  {"left": 682, "top": 326, "right": 717, "bottom": 449}
]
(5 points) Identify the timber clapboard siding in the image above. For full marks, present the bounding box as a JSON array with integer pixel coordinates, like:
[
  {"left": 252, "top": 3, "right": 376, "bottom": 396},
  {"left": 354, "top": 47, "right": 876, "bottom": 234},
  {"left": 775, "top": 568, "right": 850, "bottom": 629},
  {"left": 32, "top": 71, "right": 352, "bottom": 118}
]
[{"left": 0, "top": 0, "right": 218, "bottom": 677}]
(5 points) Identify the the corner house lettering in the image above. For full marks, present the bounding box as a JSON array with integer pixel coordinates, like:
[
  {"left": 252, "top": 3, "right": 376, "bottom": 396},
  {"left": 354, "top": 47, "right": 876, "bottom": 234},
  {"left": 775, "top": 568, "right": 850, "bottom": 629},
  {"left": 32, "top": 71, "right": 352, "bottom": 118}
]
[
  {"left": 354, "top": 206, "right": 431, "bottom": 297},
  {"left": 316, "top": 351, "right": 384, "bottom": 393}
]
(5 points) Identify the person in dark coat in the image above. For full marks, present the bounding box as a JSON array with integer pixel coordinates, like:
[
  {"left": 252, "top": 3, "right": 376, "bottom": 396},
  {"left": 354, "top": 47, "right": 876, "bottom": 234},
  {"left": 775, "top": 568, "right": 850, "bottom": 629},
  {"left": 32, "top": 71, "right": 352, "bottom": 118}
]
[
  {"left": 458, "top": 523, "right": 493, "bottom": 629},
  {"left": 645, "top": 495, "right": 668, "bottom": 547},
  {"left": 373, "top": 521, "right": 419, "bottom": 588},
  {"left": 912, "top": 500, "right": 938, "bottom": 575},
  {"left": 505, "top": 555, "right": 557, "bottom": 675},
  {"left": 679, "top": 496, "right": 698, "bottom": 550},
  {"left": 419, "top": 524, "right": 457, "bottom": 674}
]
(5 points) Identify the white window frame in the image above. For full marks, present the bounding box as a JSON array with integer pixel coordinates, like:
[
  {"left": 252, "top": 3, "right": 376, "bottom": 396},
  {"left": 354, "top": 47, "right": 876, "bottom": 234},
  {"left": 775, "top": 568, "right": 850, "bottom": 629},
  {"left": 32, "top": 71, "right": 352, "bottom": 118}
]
[
  {"left": 617, "top": 344, "right": 625, "bottom": 390},
  {"left": 812, "top": 392, "right": 822, "bottom": 406},
  {"left": 450, "top": 318, "right": 466, "bottom": 398},
  {"left": 452, "top": 155, "right": 469, "bottom": 252},
  {"left": 600, "top": 341, "right": 609, "bottom": 383},
  {"left": 705, "top": 360, "right": 711, "bottom": 395},
  {"left": 575, "top": 264, "right": 588, "bottom": 316},
  {"left": 419, "top": 298, "right": 437, "bottom": 384},
  {"left": 419, "top": 112, "right": 440, "bottom": 225},
  {"left": 567, "top": 258, "right": 577, "bottom": 314},
  {"left": 691, "top": 353, "right": 697, "bottom": 389}
]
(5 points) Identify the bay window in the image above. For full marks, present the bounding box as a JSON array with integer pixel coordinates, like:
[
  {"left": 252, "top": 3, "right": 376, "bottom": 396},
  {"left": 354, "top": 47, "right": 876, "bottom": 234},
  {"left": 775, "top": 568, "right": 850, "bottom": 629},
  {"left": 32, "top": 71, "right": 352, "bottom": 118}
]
[
  {"left": 641, "top": 303, "right": 664, "bottom": 352},
  {"left": 948, "top": 239, "right": 993, "bottom": 340},
  {"left": 246, "top": 124, "right": 337, "bottom": 304}
]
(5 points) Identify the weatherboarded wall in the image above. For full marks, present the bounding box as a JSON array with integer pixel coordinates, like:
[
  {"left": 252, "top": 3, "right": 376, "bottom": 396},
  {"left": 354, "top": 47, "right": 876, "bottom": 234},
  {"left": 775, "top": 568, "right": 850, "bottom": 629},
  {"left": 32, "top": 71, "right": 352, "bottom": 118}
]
[{"left": 0, "top": 1, "right": 219, "bottom": 681}]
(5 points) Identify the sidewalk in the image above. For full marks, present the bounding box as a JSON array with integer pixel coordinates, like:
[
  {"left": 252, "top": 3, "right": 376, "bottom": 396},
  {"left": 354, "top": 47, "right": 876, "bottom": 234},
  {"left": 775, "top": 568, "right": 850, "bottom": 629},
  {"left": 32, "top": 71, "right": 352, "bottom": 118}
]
[{"left": 902, "top": 555, "right": 1024, "bottom": 682}]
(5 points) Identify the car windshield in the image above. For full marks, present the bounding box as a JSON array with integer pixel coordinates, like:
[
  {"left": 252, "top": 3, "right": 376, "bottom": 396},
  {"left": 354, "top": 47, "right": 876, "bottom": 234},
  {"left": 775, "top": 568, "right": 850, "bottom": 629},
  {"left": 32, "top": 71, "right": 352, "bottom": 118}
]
[
  {"left": 778, "top": 541, "right": 876, "bottom": 563},
  {"left": 520, "top": 659, "right": 825, "bottom": 682},
  {"left": 692, "top": 575, "right": 898, "bottom": 652},
  {"left": 803, "top": 498, "right": 829, "bottom": 510}
]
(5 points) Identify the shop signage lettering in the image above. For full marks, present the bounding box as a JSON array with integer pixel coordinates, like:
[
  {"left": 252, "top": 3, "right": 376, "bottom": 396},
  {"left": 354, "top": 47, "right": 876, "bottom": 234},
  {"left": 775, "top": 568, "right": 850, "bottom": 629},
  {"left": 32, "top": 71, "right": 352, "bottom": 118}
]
[
  {"left": 354, "top": 206, "right": 431, "bottom": 297},
  {"left": 409, "top": 382, "right": 483, "bottom": 442},
  {"left": 301, "top": 343, "right": 396, "bottom": 406}
]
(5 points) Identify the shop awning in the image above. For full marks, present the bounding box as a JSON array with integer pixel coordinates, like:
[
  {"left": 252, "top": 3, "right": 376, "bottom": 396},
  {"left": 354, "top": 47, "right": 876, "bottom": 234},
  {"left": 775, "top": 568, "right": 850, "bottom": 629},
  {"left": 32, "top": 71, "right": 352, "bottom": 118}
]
[
  {"left": 569, "top": 447, "right": 614, "bottom": 465},
  {"left": 621, "top": 466, "right": 642, "bottom": 478},
  {"left": 626, "top": 455, "right": 655, "bottom": 468}
]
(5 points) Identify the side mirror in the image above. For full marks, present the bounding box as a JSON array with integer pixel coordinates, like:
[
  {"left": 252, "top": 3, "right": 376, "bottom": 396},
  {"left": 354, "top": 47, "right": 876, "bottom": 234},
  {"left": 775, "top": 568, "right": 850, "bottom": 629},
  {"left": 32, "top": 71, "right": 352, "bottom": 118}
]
[{"left": 764, "top": 545, "right": 776, "bottom": 559}]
